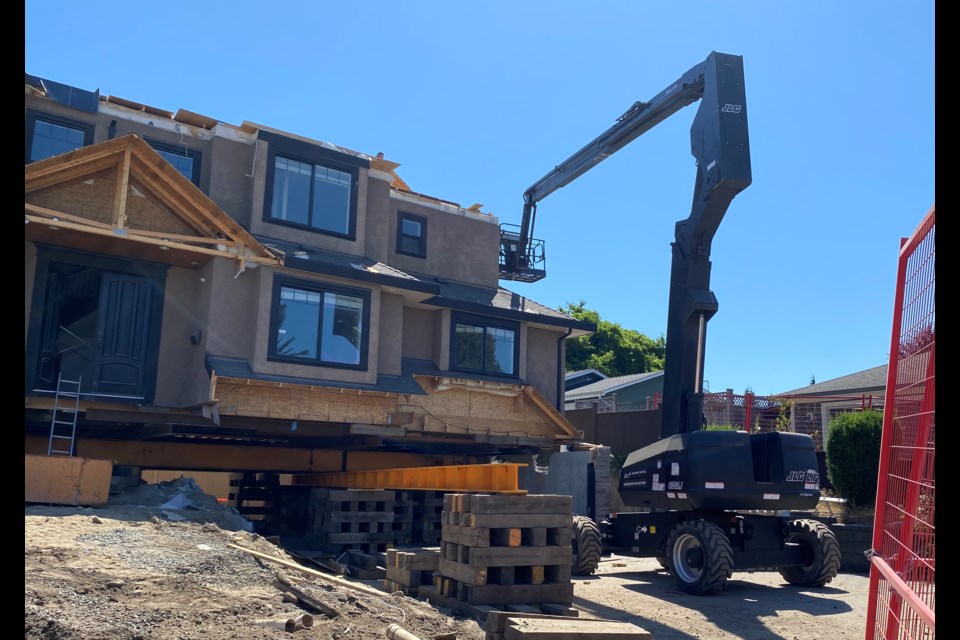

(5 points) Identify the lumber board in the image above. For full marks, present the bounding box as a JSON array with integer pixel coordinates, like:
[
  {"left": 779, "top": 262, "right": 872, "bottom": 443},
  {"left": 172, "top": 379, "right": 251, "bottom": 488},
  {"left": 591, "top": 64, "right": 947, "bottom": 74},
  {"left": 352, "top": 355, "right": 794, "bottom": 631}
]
[{"left": 503, "top": 617, "right": 653, "bottom": 639}]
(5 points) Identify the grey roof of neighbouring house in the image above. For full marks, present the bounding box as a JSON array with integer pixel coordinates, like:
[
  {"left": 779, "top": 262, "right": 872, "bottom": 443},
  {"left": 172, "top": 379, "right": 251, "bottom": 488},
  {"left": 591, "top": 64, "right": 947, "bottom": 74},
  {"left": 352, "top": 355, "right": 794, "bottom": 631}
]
[
  {"left": 565, "top": 370, "right": 664, "bottom": 400},
  {"left": 778, "top": 364, "right": 887, "bottom": 397}
]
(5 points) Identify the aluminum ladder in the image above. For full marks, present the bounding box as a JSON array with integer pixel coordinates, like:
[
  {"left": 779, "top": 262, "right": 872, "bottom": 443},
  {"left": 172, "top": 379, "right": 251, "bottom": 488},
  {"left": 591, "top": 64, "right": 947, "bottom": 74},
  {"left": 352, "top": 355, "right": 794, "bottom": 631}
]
[{"left": 48, "top": 374, "right": 81, "bottom": 456}]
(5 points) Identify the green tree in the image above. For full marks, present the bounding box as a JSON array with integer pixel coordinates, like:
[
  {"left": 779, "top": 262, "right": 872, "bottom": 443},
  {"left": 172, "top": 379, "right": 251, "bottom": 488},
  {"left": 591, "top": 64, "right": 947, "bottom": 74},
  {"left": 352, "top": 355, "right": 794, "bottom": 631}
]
[{"left": 559, "top": 301, "right": 665, "bottom": 376}]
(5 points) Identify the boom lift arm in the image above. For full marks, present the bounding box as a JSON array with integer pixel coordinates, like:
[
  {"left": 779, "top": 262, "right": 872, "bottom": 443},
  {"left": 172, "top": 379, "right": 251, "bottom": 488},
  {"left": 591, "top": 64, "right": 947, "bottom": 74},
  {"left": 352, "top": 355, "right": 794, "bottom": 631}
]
[{"left": 501, "top": 51, "right": 751, "bottom": 438}]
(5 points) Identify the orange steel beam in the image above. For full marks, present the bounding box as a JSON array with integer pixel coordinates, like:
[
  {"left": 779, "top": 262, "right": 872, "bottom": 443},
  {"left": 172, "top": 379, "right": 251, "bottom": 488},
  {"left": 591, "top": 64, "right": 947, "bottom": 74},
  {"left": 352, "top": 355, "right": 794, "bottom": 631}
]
[{"left": 294, "top": 463, "right": 528, "bottom": 494}]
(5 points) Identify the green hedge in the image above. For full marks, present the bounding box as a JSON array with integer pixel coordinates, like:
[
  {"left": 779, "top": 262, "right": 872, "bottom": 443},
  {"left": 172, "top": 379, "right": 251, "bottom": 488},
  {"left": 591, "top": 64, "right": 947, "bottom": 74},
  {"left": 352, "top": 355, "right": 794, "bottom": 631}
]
[{"left": 825, "top": 410, "right": 883, "bottom": 506}]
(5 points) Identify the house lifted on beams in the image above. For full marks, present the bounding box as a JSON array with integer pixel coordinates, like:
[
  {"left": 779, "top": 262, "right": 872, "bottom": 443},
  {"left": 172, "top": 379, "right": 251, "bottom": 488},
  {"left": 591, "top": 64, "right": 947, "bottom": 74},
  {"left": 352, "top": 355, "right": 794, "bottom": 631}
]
[{"left": 24, "top": 73, "right": 595, "bottom": 512}]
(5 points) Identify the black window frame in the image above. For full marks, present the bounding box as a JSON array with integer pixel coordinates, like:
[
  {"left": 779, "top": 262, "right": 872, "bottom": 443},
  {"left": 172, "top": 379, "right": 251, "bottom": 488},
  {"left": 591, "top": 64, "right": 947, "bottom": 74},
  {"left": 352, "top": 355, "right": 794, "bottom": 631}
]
[
  {"left": 450, "top": 312, "right": 520, "bottom": 378},
  {"left": 396, "top": 211, "right": 428, "bottom": 258},
  {"left": 267, "top": 275, "right": 371, "bottom": 371},
  {"left": 25, "top": 109, "right": 95, "bottom": 163},
  {"left": 145, "top": 137, "right": 202, "bottom": 186},
  {"left": 261, "top": 132, "right": 363, "bottom": 240}
]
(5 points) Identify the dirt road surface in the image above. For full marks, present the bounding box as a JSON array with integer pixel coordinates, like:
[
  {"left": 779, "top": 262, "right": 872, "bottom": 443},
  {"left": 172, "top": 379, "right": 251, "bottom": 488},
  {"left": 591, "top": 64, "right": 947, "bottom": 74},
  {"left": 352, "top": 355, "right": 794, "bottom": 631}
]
[
  {"left": 576, "top": 554, "right": 869, "bottom": 640},
  {"left": 25, "top": 479, "right": 871, "bottom": 639}
]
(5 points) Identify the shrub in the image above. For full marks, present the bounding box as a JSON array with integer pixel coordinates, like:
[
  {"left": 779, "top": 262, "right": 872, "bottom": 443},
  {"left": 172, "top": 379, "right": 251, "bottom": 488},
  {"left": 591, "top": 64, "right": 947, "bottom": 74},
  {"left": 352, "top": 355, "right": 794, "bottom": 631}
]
[
  {"left": 704, "top": 424, "right": 738, "bottom": 431},
  {"left": 825, "top": 410, "right": 883, "bottom": 507}
]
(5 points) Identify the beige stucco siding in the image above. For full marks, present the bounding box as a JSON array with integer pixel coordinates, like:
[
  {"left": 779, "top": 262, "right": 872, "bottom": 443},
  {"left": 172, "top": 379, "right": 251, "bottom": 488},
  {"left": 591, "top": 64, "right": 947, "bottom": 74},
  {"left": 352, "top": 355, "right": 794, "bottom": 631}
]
[
  {"left": 154, "top": 264, "right": 213, "bottom": 407},
  {"left": 402, "top": 307, "right": 435, "bottom": 361}
]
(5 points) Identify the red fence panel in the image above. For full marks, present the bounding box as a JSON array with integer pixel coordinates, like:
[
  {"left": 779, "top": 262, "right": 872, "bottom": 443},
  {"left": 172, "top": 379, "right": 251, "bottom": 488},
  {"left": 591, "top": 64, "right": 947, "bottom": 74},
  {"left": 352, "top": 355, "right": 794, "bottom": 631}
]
[{"left": 866, "top": 206, "right": 935, "bottom": 640}]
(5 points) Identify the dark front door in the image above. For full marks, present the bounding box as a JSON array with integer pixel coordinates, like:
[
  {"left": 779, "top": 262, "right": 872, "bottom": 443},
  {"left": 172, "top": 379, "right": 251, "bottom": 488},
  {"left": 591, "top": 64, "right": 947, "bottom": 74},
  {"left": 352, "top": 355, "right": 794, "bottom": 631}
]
[{"left": 32, "top": 256, "right": 162, "bottom": 400}]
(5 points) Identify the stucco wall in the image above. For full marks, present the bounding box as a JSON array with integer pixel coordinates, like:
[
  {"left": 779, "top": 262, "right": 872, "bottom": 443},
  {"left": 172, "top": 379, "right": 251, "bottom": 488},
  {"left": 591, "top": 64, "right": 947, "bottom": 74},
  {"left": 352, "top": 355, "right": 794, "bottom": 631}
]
[
  {"left": 154, "top": 265, "right": 212, "bottom": 407},
  {"left": 388, "top": 196, "right": 500, "bottom": 288},
  {"left": 208, "top": 136, "right": 255, "bottom": 227},
  {"left": 363, "top": 173, "right": 392, "bottom": 263},
  {"left": 377, "top": 292, "right": 403, "bottom": 376},
  {"left": 204, "top": 259, "right": 260, "bottom": 362},
  {"left": 401, "top": 307, "right": 434, "bottom": 361},
  {"left": 525, "top": 326, "right": 562, "bottom": 408}
]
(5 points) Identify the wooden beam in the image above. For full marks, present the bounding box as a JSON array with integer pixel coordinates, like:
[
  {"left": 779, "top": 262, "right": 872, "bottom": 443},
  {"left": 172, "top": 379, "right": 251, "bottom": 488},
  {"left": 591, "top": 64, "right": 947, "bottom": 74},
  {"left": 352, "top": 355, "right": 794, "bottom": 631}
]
[
  {"left": 113, "top": 146, "right": 131, "bottom": 230},
  {"left": 23, "top": 214, "right": 280, "bottom": 265},
  {"left": 24, "top": 203, "right": 115, "bottom": 230}
]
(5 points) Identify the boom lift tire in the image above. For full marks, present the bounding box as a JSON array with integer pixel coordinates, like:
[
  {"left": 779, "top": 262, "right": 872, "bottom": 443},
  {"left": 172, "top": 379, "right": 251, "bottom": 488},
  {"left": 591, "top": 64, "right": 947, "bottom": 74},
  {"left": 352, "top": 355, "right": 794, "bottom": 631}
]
[
  {"left": 571, "top": 515, "right": 602, "bottom": 576},
  {"left": 778, "top": 519, "right": 841, "bottom": 587},
  {"left": 655, "top": 537, "right": 670, "bottom": 569},
  {"left": 666, "top": 520, "right": 734, "bottom": 595}
]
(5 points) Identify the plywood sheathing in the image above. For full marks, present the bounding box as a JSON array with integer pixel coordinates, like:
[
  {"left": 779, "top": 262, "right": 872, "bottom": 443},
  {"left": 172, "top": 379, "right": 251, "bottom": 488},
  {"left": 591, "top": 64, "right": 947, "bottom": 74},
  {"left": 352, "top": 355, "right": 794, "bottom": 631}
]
[
  {"left": 25, "top": 134, "right": 281, "bottom": 268},
  {"left": 215, "top": 377, "right": 397, "bottom": 424},
  {"left": 212, "top": 374, "right": 581, "bottom": 442}
]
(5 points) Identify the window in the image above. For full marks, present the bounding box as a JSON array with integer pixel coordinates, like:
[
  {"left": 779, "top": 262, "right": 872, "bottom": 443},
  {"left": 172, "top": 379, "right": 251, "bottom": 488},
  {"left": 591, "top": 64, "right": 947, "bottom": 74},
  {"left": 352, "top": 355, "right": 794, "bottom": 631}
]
[
  {"left": 397, "top": 212, "right": 427, "bottom": 258},
  {"left": 147, "top": 139, "right": 201, "bottom": 185},
  {"left": 268, "top": 277, "right": 370, "bottom": 369},
  {"left": 451, "top": 314, "right": 518, "bottom": 376},
  {"left": 261, "top": 131, "right": 366, "bottom": 238},
  {"left": 25, "top": 110, "right": 95, "bottom": 163}
]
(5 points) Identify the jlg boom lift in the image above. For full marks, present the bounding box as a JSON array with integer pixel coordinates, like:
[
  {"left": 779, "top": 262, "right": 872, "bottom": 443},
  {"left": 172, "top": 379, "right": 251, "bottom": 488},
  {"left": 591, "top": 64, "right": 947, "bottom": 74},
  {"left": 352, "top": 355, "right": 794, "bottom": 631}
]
[{"left": 500, "top": 51, "right": 841, "bottom": 595}]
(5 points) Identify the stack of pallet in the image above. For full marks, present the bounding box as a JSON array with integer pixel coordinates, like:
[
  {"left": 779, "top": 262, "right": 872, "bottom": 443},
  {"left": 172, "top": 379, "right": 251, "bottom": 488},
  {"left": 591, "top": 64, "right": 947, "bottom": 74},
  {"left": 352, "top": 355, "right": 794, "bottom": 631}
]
[
  {"left": 382, "top": 547, "right": 440, "bottom": 596},
  {"left": 432, "top": 493, "right": 574, "bottom": 608},
  {"left": 305, "top": 488, "right": 396, "bottom": 554},
  {"left": 393, "top": 491, "right": 445, "bottom": 545}
]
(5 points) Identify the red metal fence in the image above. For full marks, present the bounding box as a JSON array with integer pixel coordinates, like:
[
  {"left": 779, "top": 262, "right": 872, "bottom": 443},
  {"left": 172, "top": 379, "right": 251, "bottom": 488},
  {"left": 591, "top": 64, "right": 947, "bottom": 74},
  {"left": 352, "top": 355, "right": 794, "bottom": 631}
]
[{"left": 866, "top": 206, "right": 935, "bottom": 639}]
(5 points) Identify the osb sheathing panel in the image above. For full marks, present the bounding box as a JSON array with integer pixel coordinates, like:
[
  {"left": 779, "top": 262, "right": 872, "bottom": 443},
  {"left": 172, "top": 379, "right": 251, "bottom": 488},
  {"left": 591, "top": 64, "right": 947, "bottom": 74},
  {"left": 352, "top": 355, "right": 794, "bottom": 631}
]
[
  {"left": 26, "top": 172, "right": 116, "bottom": 226},
  {"left": 402, "top": 384, "right": 558, "bottom": 438},
  {"left": 215, "top": 378, "right": 396, "bottom": 423}
]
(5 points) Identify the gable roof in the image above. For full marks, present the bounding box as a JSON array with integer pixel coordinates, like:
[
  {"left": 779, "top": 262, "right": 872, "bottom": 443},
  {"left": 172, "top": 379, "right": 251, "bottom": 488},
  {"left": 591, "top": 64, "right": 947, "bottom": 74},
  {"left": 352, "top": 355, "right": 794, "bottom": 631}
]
[
  {"left": 565, "top": 370, "right": 664, "bottom": 400},
  {"left": 778, "top": 364, "right": 887, "bottom": 397},
  {"left": 25, "top": 133, "right": 281, "bottom": 269}
]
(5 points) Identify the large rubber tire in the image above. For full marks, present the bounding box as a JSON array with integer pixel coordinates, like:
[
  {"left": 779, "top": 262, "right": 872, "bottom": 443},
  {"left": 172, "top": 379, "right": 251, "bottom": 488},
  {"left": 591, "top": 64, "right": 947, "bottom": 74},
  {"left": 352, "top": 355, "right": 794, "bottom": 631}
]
[
  {"left": 665, "top": 520, "right": 734, "bottom": 595},
  {"left": 655, "top": 537, "right": 670, "bottom": 569},
  {"left": 778, "top": 519, "right": 841, "bottom": 587},
  {"left": 571, "top": 515, "right": 602, "bottom": 576}
]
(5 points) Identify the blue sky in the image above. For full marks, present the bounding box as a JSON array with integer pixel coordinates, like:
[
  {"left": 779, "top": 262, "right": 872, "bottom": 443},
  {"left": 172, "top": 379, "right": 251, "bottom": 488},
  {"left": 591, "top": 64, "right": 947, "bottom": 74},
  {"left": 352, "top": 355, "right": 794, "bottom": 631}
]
[{"left": 25, "top": 1, "right": 935, "bottom": 396}]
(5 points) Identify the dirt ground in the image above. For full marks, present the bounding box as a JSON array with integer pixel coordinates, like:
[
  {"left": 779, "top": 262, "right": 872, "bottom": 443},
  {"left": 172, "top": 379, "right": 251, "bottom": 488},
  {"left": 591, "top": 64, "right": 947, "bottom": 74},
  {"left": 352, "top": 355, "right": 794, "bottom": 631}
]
[{"left": 25, "top": 479, "right": 870, "bottom": 640}]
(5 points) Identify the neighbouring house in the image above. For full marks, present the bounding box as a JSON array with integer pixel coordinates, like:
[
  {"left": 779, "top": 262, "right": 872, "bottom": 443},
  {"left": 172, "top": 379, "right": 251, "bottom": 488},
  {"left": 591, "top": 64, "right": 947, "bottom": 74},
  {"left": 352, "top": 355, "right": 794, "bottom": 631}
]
[
  {"left": 563, "top": 370, "right": 664, "bottom": 412},
  {"left": 776, "top": 364, "right": 887, "bottom": 447},
  {"left": 24, "top": 73, "right": 596, "bottom": 498},
  {"left": 564, "top": 368, "right": 607, "bottom": 392}
]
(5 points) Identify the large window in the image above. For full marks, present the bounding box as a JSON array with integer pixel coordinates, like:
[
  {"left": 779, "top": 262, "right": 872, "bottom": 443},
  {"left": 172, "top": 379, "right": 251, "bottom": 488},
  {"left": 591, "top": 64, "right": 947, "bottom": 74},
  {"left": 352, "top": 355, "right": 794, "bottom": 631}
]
[
  {"left": 266, "top": 153, "right": 358, "bottom": 238},
  {"left": 147, "top": 139, "right": 201, "bottom": 185},
  {"left": 397, "top": 212, "right": 427, "bottom": 258},
  {"left": 25, "top": 110, "right": 95, "bottom": 163},
  {"left": 268, "top": 277, "right": 370, "bottom": 368},
  {"left": 451, "top": 314, "right": 518, "bottom": 376}
]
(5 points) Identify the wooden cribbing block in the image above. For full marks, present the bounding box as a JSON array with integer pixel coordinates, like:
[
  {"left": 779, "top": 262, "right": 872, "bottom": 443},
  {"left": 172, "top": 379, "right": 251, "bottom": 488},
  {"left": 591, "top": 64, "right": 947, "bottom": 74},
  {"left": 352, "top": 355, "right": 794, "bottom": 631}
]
[
  {"left": 490, "top": 528, "right": 522, "bottom": 547},
  {"left": 521, "top": 528, "right": 547, "bottom": 547},
  {"left": 462, "top": 582, "right": 574, "bottom": 605},
  {"left": 396, "top": 548, "right": 440, "bottom": 571},
  {"left": 489, "top": 566, "right": 515, "bottom": 585},
  {"left": 443, "top": 524, "right": 492, "bottom": 547},
  {"left": 545, "top": 527, "right": 573, "bottom": 546},
  {"left": 385, "top": 567, "right": 433, "bottom": 588},
  {"left": 503, "top": 618, "right": 652, "bottom": 639},
  {"left": 463, "top": 513, "right": 572, "bottom": 529},
  {"left": 484, "top": 612, "right": 581, "bottom": 635},
  {"left": 466, "top": 545, "right": 571, "bottom": 568},
  {"left": 467, "top": 495, "right": 573, "bottom": 514},
  {"left": 440, "top": 558, "right": 488, "bottom": 586}
]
